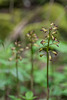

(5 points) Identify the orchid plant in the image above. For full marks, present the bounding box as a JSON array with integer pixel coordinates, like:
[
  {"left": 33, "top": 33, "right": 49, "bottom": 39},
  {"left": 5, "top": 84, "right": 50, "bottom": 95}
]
[
  {"left": 26, "top": 30, "right": 38, "bottom": 91},
  {"left": 39, "top": 23, "right": 59, "bottom": 100}
]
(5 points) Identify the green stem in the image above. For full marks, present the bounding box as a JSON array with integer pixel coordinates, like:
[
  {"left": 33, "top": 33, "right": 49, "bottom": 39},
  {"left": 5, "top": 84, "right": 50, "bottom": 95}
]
[
  {"left": 47, "top": 45, "right": 49, "bottom": 100},
  {"left": 16, "top": 61, "right": 18, "bottom": 83},
  {"left": 47, "top": 32, "right": 50, "bottom": 100},
  {"left": 16, "top": 54, "right": 19, "bottom": 97},
  {"left": 31, "top": 43, "right": 34, "bottom": 91}
]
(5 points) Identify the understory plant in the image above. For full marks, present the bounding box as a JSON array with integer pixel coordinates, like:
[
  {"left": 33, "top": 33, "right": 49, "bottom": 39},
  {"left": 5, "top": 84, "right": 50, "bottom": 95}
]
[
  {"left": 9, "top": 91, "right": 36, "bottom": 100},
  {"left": 26, "top": 30, "right": 38, "bottom": 91},
  {"left": 21, "top": 91, "right": 36, "bottom": 100},
  {"left": 39, "top": 23, "right": 59, "bottom": 100},
  {"left": 9, "top": 41, "right": 24, "bottom": 96}
]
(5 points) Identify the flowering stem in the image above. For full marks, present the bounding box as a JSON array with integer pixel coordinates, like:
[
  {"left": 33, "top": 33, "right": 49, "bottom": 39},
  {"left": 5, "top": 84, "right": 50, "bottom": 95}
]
[
  {"left": 16, "top": 54, "right": 19, "bottom": 97},
  {"left": 16, "top": 61, "right": 18, "bottom": 83},
  {"left": 31, "top": 43, "right": 34, "bottom": 91},
  {"left": 47, "top": 31, "right": 50, "bottom": 100}
]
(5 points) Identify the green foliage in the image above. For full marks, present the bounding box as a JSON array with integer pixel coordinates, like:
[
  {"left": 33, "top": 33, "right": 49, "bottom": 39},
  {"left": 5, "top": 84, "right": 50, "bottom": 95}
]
[
  {"left": 9, "top": 95, "right": 21, "bottom": 100},
  {"left": 9, "top": 91, "right": 36, "bottom": 100},
  {"left": 21, "top": 91, "right": 36, "bottom": 100},
  {"left": 50, "top": 72, "right": 67, "bottom": 97},
  {"left": 0, "top": 9, "right": 22, "bottom": 40},
  {"left": 0, "top": 20, "right": 14, "bottom": 40},
  {"left": 0, "top": 40, "right": 4, "bottom": 47},
  {"left": 40, "top": 3, "right": 66, "bottom": 21},
  {"left": 0, "top": 0, "right": 19, "bottom": 7}
]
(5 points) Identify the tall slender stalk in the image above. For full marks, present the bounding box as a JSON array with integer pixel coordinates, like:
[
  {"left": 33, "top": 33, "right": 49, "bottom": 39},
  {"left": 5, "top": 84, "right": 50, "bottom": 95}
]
[
  {"left": 47, "top": 35, "right": 50, "bottom": 100},
  {"left": 9, "top": 41, "right": 23, "bottom": 97},
  {"left": 31, "top": 43, "right": 34, "bottom": 91},
  {"left": 16, "top": 53, "right": 19, "bottom": 97},
  {"left": 16, "top": 54, "right": 19, "bottom": 84},
  {"left": 39, "top": 23, "right": 59, "bottom": 100},
  {"left": 26, "top": 31, "right": 38, "bottom": 91}
]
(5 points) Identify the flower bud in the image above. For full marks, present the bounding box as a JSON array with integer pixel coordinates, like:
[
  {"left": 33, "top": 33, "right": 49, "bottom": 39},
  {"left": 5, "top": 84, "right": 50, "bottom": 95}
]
[
  {"left": 52, "top": 31, "right": 56, "bottom": 34},
  {"left": 17, "top": 50, "right": 20, "bottom": 54},
  {"left": 50, "top": 23, "right": 54, "bottom": 26},
  {"left": 18, "top": 44, "right": 21, "bottom": 47},
  {"left": 40, "top": 54, "right": 43, "bottom": 57},
  {"left": 19, "top": 56, "right": 22, "bottom": 61},
  {"left": 26, "top": 46, "right": 29, "bottom": 50},
  {"left": 56, "top": 44, "right": 59, "bottom": 47},
  {"left": 8, "top": 58, "right": 12, "bottom": 61},
  {"left": 52, "top": 51, "right": 57, "bottom": 55},
  {"left": 39, "top": 48, "right": 43, "bottom": 52},
  {"left": 49, "top": 55, "right": 52, "bottom": 61},
  {"left": 27, "top": 33, "right": 30, "bottom": 37},
  {"left": 11, "top": 47, "right": 15, "bottom": 50},
  {"left": 20, "top": 48, "right": 24, "bottom": 52},
  {"left": 34, "top": 43, "right": 39, "bottom": 47},
  {"left": 40, "top": 40, "right": 46, "bottom": 45},
  {"left": 12, "top": 51, "right": 15, "bottom": 55},
  {"left": 53, "top": 26, "right": 57, "bottom": 30},
  {"left": 41, "top": 27, "right": 47, "bottom": 33},
  {"left": 15, "top": 42, "right": 17, "bottom": 45}
]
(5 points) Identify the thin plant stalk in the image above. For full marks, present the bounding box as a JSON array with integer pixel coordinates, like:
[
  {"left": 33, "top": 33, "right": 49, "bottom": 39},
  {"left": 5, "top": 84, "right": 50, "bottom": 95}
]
[
  {"left": 26, "top": 31, "right": 38, "bottom": 91},
  {"left": 39, "top": 23, "right": 59, "bottom": 100},
  {"left": 47, "top": 31, "right": 50, "bottom": 100},
  {"left": 47, "top": 44, "right": 49, "bottom": 100},
  {"left": 16, "top": 53, "right": 19, "bottom": 97},
  {"left": 16, "top": 54, "right": 18, "bottom": 83},
  {"left": 31, "top": 42, "right": 34, "bottom": 91}
]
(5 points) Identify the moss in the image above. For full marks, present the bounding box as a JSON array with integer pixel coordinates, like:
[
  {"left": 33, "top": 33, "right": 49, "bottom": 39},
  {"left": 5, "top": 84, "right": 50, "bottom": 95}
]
[
  {"left": 0, "top": 20, "right": 14, "bottom": 40},
  {"left": 0, "top": 9, "right": 23, "bottom": 40},
  {"left": 39, "top": 3, "right": 66, "bottom": 20},
  {"left": 39, "top": 3, "right": 67, "bottom": 32},
  {"left": 23, "top": 3, "right": 67, "bottom": 40}
]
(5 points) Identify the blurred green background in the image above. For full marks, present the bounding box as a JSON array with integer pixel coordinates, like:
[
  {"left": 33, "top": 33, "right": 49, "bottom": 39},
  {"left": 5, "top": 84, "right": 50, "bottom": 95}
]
[{"left": 0, "top": 0, "right": 67, "bottom": 100}]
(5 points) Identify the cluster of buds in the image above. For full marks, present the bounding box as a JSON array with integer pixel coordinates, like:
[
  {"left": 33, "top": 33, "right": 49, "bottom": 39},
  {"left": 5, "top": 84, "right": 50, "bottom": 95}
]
[
  {"left": 26, "top": 30, "right": 38, "bottom": 47},
  {"left": 39, "top": 23, "right": 59, "bottom": 61},
  {"left": 8, "top": 41, "right": 24, "bottom": 62}
]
